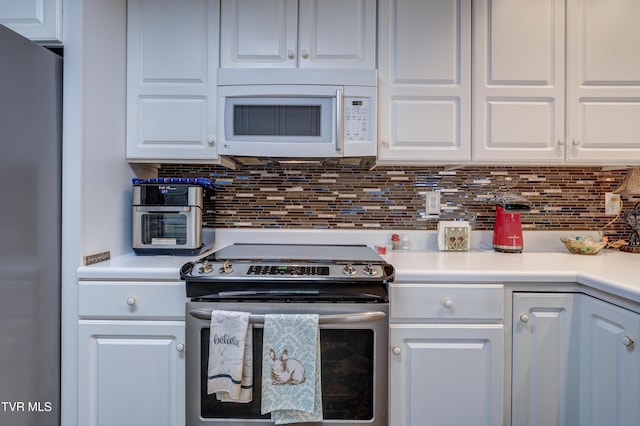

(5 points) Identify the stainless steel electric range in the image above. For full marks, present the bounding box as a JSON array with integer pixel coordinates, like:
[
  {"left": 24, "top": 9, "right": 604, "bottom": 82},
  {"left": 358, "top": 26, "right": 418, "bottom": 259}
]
[{"left": 181, "top": 244, "right": 394, "bottom": 426}]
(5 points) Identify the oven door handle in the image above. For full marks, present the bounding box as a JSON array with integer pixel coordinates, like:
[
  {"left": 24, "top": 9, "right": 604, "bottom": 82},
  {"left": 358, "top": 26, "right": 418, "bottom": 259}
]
[{"left": 189, "top": 309, "right": 386, "bottom": 324}]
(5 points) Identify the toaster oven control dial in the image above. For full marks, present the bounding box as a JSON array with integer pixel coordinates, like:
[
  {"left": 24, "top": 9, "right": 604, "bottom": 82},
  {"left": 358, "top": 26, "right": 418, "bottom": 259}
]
[{"left": 219, "top": 260, "right": 234, "bottom": 274}]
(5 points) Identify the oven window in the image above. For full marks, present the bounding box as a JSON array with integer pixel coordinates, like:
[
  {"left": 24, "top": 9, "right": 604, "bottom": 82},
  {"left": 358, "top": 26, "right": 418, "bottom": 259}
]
[
  {"left": 200, "top": 328, "right": 375, "bottom": 420},
  {"left": 141, "top": 213, "right": 187, "bottom": 245},
  {"left": 233, "top": 105, "right": 321, "bottom": 137}
]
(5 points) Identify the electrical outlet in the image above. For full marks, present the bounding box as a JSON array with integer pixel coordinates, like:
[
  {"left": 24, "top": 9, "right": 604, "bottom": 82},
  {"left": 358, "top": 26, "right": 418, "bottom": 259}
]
[
  {"left": 425, "top": 192, "right": 441, "bottom": 215},
  {"left": 605, "top": 193, "right": 621, "bottom": 216}
]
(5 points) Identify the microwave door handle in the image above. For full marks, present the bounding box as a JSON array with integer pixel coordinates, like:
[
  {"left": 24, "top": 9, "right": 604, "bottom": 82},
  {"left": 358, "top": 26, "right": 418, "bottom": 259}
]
[
  {"left": 335, "top": 89, "right": 343, "bottom": 153},
  {"left": 190, "top": 309, "right": 385, "bottom": 324}
]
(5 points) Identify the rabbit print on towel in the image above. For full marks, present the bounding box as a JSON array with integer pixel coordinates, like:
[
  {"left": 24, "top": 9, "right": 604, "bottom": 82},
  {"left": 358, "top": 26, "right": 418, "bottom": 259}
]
[
  {"left": 261, "top": 314, "right": 322, "bottom": 425},
  {"left": 269, "top": 348, "right": 306, "bottom": 385}
]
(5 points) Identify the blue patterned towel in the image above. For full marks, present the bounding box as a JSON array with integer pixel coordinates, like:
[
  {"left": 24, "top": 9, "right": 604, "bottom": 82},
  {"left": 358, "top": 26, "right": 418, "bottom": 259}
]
[{"left": 261, "top": 314, "right": 322, "bottom": 424}]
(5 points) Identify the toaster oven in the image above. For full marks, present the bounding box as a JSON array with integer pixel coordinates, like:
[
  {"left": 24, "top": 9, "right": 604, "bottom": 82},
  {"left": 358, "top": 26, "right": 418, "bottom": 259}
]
[{"left": 132, "top": 183, "right": 207, "bottom": 255}]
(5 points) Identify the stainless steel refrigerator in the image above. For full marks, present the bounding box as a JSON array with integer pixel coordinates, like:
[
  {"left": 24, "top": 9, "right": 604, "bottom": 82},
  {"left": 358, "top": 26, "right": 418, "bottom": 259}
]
[{"left": 0, "top": 24, "right": 62, "bottom": 426}]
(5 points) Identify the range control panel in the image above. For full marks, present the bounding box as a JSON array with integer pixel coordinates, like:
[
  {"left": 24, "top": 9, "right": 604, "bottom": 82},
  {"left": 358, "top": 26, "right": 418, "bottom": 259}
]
[
  {"left": 186, "top": 260, "right": 386, "bottom": 280},
  {"left": 247, "top": 265, "right": 330, "bottom": 276}
]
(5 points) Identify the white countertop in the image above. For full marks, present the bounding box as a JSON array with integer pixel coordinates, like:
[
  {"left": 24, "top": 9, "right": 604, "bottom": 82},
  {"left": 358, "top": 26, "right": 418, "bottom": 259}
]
[
  {"left": 77, "top": 229, "right": 640, "bottom": 305},
  {"left": 382, "top": 249, "right": 640, "bottom": 304}
]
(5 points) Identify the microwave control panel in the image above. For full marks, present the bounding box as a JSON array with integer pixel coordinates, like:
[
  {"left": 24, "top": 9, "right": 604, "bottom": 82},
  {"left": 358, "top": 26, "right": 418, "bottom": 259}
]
[{"left": 344, "top": 98, "right": 370, "bottom": 141}]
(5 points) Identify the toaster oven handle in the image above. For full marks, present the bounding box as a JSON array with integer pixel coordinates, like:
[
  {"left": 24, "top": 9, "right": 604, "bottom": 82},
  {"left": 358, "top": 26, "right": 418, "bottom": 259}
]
[
  {"left": 134, "top": 206, "right": 192, "bottom": 213},
  {"left": 335, "top": 88, "right": 343, "bottom": 153},
  {"left": 189, "top": 309, "right": 385, "bottom": 324}
]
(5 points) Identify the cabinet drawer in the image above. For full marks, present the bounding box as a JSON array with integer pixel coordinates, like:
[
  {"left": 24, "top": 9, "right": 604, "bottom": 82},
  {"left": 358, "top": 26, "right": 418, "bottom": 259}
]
[
  {"left": 78, "top": 281, "right": 186, "bottom": 319},
  {"left": 390, "top": 284, "right": 503, "bottom": 320}
]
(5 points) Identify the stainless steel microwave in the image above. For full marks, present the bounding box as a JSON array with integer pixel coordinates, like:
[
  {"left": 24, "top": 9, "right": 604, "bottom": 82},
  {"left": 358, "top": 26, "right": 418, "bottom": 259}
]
[{"left": 216, "top": 69, "right": 377, "bottom": 158}]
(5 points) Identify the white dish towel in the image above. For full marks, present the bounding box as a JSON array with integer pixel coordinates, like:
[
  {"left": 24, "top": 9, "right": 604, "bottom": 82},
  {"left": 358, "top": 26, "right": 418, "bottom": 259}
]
[
  {"left": 207, "top": 310, "right": 253, "bottom": 403},
  {"left": 261, "top": 314, "right": 322, "bottom": 424}
]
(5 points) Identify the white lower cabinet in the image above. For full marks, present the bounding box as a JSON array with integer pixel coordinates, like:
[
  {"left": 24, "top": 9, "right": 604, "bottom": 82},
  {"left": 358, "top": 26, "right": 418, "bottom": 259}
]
[
  {"left": 78, "top": 321, "right": 185, "bottom": 426},
  {"left": 511, "top": 293, "right": 579, "bottom": 426},
  {"left": 77, "top": 280, "right": 187, "bottom": 426},
  {"left": 389, "top": 324, "right": 504, "bottom": 426},
  {"left": 579, "top": 295, "right": 640, "bottom": 426},
  {"left": 389, "top": 283, "right": 504, "bottom": 426},
  {"left": 512, "top": 292, "right": 640, "bottom": 426}
]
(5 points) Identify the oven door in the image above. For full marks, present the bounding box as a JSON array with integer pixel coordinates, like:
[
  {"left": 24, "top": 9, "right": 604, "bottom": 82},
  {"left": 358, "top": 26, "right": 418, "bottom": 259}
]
[{"left": 186, "top": 301, "right": 388, "bottom": 426}]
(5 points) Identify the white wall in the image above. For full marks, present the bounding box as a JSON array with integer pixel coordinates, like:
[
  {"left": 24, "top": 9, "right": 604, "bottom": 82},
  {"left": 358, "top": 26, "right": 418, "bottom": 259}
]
[
  {"left": 61, "top": 1, "right": 132, "bottom": 424},
  {"left": 82, "top": 0, "right": 132, "bottom": 259}
]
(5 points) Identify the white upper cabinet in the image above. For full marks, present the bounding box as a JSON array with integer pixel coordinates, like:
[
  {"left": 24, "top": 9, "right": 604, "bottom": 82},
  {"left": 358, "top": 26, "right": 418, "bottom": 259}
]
[
  {"left": 377, "top": 0, "right": 471, "bottom": 163},
  {"left": 220, "top": 0, "right": 376, "bottom": 69},
  {"left": 473, "top": 0, "right": 565, "bottom": 163},
  {"left": 475, "top": 0, "right": 640, "bottom": 165},
  {"left": 0, "top": 0, "right": 62, "bottom": 44},
  {"left": 126, "top": 0, "right": 220, "bottom": 163},
  {"left": 565, "top": 0, "right": 640, "bottom": 164}
]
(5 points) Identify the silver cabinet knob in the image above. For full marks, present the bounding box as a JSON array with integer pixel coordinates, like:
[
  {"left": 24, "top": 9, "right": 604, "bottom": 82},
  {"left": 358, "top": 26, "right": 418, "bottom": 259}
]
[
  {"left": 557, "top": 139, "right": 566, "bottom": 146},
  {"left": 301, "top": 49, "right": 309, "bottom": 59},
  {"left": 126, "top": 297, "right": 136, "bottom": 306},
  {"left": 622, "top": 335, "right": 635, "bottom": 347},
  {"left": 572, "top": 139, "right": 581, "bottom": 145},
  {"left": 519, "top": 314, "right": 530, "bottom": 323},
  {"left": 287, "top": 50, "right": 295, "bottom": 59},
  {"left": 207, "top": 135, "right": 215, "bottom": 146},
  {"left": 381, "top": 137, "right": 389, "bottom": 146},
  {"left": 176, "top": 343, "right": 185, "bottom": 352},
  {"left": 392, "top": 346, "right": 401, "bottom": 355},
  {"left": 442, "top": 299, "right": 453, "bottom": 309}
]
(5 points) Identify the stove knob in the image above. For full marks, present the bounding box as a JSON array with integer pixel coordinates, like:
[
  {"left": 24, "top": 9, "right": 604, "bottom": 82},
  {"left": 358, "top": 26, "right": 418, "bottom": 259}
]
[
  {"left": 198, "top": 260, "right": 213, "bottom": 274},
  {"left": 219, "top": 260, "right": 234, "bottom": 274},
  {"left": 343, "top": 262, "right": 357, "bottom": 276},
  {"left": 363, "top": 263, "right": 378, "bottom": 276}
]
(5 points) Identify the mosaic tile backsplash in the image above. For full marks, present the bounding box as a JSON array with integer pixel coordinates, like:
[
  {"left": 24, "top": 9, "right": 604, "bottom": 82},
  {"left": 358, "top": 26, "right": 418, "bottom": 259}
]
[{"left": 159, "top": 164, "right": 638, "bottom": 241}]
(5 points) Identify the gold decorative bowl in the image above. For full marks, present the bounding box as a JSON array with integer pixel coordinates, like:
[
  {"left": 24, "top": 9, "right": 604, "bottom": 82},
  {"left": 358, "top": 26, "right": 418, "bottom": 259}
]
[{"left": 560, "top": 237, "right": 608, "bottom": 255}]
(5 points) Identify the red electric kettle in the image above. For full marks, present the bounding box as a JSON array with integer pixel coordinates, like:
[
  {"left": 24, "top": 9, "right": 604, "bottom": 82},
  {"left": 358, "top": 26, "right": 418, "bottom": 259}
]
[{"left": 493, "top": 194, "right": 531, "bottom": 253}]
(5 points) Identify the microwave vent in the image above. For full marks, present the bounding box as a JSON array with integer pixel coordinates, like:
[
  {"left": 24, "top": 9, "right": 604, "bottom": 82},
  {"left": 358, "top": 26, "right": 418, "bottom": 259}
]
[{"left": 224, "top": 156, "right": 376, "bottom": 169}]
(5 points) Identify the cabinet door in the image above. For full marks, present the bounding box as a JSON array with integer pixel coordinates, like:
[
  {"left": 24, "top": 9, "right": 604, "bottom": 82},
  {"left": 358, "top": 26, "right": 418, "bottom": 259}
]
[
  {"left": 473, "top": 0, "right": 565, "bottom": 163},
  {"left": 297, "top": 0, "right": 376, "bottom": 69},
  {"left": 78, "top": 321, "right": 186, "bottom": 426},
  {"left": 377, "top": 0, "right": 471, "bottom": 163},
  {"left": 220, "top": 0, "right": 298, "bottom": 68},
  {"left": 126, "top": 0, "right": 219, "bottom": 162},
  {"left": 579, "top": 295, "right": 640, "bottom": 426},
  {"left": 0, "top": 0, "right": 62, "bottom": 43},
  {"left": 389, "top": 324, "right": 504, "bottom": 426},
  {"left": 512, "top": 293, "right": 578, "bottom": 426},
  {"left": 566, "top": 0, "right": 640, "bottom": 164},
  {"left": 220, "top": 0, "right": 375, "bottom": 69}
]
